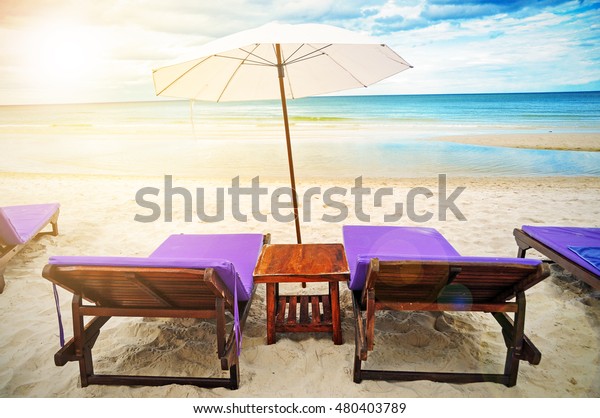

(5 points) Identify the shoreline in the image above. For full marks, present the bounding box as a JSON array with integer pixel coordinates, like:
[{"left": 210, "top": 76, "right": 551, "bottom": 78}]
[
  {"left": 429, "top": 132, "right": 600, "bottom": 152},
  {"left": 1, "top": 132, "right": 599, "bottom": 179}
]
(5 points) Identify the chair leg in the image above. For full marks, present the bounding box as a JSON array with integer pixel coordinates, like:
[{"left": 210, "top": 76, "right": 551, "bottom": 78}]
[
  {"left": 493, "top": 311, "right": 541, "bottom": 365},
  {"left": 72, "top": 295, "right": 94, "bottom": 387},
  {"left": 515, "top": 238, "right": 530, "bottom": 258},
  {"left": 80, "top": 346, "right": 95, "bottom": 388},
  {"left": 517, "top": 247, "right": 527, "bottom": 258},
  {"left": 229, "top": 361, "right": 240, "bottom": 390},
  {"left": 51, "top": 219, "right": 59, "bottom": 236},
  {"left": 503, "top": 292, "right": 526, "bottom": 387},
  {"left": 215, "top": 298, "right": 228, "bottom": 370},
  {"left": 0, "top": 244, "right": 21, "bottom": 294},
  {"left": 352, "top": 291, "right": 367, "bottom": 383},
  {"left": 353, "top": 355, "right": 363, "bottom": 383},
  {"left": 366, "top": 289, "right": 376, "bottom": 351}
]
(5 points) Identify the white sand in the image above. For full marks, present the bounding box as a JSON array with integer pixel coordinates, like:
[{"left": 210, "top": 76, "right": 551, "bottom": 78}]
[
  {"left": 1, "top": 173, "right": 599, "bottom": 398},
  {"left": 431, "top": 132, "right": 600, "bottom": 152}
]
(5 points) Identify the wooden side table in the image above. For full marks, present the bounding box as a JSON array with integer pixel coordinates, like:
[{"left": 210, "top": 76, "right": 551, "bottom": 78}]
[{"left": 253, "top": 243, "right": 350, "bottom": 345}]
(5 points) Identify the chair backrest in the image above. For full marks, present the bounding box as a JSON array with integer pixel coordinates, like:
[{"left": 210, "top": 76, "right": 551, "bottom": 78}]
[
  {"left": 365, "top": 257, "right": 550, "bottom": 305},
  {"left": 42, "top": 256, "right": 243, "bottom": 309},
  {"left": 0, "top": 207, "right": 22, "bottom": 246}
]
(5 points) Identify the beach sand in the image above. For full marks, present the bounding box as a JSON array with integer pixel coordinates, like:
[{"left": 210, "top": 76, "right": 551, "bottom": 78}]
[
  {"left": 432, "top": 132, "right": 600, "bottom": 152},
  {"left": 1, "top": 169, "right": 599, "bottom": 398}
]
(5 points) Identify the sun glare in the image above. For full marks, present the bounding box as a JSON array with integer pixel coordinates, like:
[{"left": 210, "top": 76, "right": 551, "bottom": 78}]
[{"left": 20, "top": 19, "right": 107, "bottom": 102}]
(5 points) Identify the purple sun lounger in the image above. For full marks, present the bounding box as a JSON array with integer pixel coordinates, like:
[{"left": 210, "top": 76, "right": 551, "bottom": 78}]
[
  {"left": 342, "top": 225, "right": 550, "bottom": 387},
  {"left": 42, "top": 233, "right": 269, "bottom": 390},
  {"left": 0, "top": 203, "right": 60, "bottom": 293},
  {"left": 514, "top": 225, "right": 600, "bottom": 290}
]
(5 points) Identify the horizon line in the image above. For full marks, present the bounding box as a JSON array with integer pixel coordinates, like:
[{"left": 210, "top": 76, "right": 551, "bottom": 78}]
[{"left": 2, "top": 89, "right": 599, "bottom": 107}]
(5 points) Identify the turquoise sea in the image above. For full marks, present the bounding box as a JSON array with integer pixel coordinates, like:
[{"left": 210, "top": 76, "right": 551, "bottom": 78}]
[{"left": 0, "top": 91, "right": 599, "bottom": 178}]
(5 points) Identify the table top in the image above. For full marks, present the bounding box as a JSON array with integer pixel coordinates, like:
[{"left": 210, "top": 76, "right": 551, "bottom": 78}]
[{"left": 253, "top": 243, "right": 350, "bottom": 283}]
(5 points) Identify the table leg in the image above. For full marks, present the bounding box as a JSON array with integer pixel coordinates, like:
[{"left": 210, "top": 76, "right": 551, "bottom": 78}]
[
  {"left": 330, "top": 281, "right": 342, "bottom": 345},
  {"left": 266, "top": 283, "right": 277, "bottom": 345}
]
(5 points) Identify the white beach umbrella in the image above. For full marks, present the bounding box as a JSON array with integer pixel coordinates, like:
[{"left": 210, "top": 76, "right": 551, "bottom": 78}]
[{"left": 152, "top": 22, "right": 412, "bottom": 243}]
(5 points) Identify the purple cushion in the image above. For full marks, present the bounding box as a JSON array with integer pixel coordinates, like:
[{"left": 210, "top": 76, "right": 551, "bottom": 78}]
[
  {"left": 522, "top": 225, "right": 600, "bottom": 276},
  {"left": 343, "top": 225, "right": 461, "bottom": 290},
  {"left": 0, "top": 203, "right": 59, "bottom": 246},
  {"left": 149, "top": 233, "right": 264, "bottom": 300}
]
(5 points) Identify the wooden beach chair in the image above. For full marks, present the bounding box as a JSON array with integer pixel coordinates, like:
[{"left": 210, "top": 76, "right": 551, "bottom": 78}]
[
  {"left": 514, "top": 225, "right": 600, "bottom": 290},
  {"left": 42, "top": 233, "right": 269, "bottom": 390},
  {"left": 1, "top": 203, "right": 60, "bottom": 293},
  {"left": 343, "top": 225, "right": 550, "bottom": 387}
]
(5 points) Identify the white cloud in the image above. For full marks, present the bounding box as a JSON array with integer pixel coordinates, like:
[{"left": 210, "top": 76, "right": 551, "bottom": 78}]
[
  {"left": 0, "top": 0, "right": 598, "bottom": 103},
  {"left": 364, "top": 4, "right": 600, "bottom": 94}
]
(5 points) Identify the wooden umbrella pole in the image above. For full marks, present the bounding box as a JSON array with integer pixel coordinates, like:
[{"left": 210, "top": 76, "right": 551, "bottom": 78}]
[{"left": 276, "top": 44, "right": 302, "bottom": 244}]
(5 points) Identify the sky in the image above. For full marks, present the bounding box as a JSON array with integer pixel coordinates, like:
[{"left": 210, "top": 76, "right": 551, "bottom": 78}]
[{"left": 0, "top": 0, "right": 599, "bottom": 105}]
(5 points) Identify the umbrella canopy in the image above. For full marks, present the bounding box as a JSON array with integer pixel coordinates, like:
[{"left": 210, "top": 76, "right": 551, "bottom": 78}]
[{"left": 152, "top": 22, "right": 412, "bottom": 242}]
